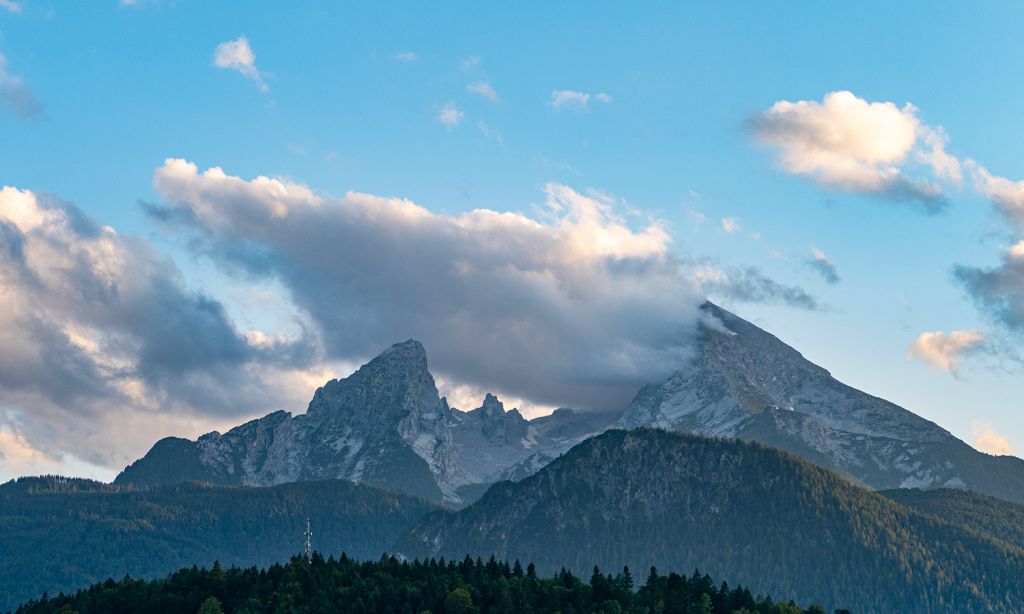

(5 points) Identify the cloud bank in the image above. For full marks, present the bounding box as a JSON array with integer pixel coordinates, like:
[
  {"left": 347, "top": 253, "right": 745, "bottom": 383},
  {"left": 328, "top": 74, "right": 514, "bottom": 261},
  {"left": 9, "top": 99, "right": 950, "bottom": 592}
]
[
  {"left": 0, "top": 186, "right": 320, "bottom": 477},
  {"left": 0, "top": 162, "right": 818, "bottom": 479},
  {"left": 149, "top": 160, "right": 716, "bottom": 412}
]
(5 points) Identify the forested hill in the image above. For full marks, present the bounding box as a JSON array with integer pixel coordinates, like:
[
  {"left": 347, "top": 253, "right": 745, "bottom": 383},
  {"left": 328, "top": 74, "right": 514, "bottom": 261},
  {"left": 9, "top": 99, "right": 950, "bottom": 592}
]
[
  {"left": 397, "top": 429, "right": 1024, "bottom": 613},
  {"left": 881, "top": 487, "right": 1024, "bottom": 550},
  {"left": 0, "top": 477, "right": 438, "bottom": 612},
  {"left": 14, "top": 554, "right": 834, "bottom": 614}
]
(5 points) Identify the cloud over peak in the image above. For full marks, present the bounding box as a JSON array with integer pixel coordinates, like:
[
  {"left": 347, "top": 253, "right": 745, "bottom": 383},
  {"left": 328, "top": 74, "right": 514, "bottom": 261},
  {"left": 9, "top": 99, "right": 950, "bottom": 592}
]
[{"left": 151, "top": 159, "right": 712, "bottom": 411}]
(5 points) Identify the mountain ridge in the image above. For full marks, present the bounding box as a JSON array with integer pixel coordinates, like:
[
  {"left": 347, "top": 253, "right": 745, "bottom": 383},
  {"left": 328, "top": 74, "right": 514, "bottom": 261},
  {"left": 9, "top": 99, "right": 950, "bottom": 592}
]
[
  {"left": 116, "top": 340, "right": 615, "bottom": 506},
  {"left": 117, "top": 302, "right": 1024, "bottom": 506}
]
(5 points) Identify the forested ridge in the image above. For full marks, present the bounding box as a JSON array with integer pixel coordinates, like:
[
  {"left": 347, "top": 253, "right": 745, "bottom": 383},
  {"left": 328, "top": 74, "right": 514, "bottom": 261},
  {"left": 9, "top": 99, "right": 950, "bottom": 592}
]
[
  {"left": 881, "top": 487, "right": 1024, "bottom": 549},
  {"left": 399, "top": 429, "right": 1024, "bottom": 613},
  {"left": 13, "top": 554, "right": 838, "bottom": 614},
  {"left": 0, "top": 477, "right": 438, "bottom": 612}
]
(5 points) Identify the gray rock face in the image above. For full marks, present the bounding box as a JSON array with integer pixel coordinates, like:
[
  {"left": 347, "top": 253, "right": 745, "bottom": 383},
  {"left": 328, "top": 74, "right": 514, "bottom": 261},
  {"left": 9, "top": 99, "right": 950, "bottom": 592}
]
[
  {"left": 618, "top": 303, "right": 1024, "bottom": 502},
  {"left": 116, "top": 340, "right": 616, "bottom": 506}
]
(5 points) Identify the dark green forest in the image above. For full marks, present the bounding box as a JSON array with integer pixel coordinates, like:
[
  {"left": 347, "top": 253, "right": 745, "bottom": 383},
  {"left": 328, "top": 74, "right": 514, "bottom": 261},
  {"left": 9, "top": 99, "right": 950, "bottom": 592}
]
[
  {"left": 399, "top": 430, "right": 1024, "bottom": 613},
  {"left": 0, "top": 477, "right": 437, "bottom": 611},
  {"left": 14, "top": 554, "right": 839, "bottom": 614},
  {"left": 881, "top": 487, "right": 1024, "bottom": 550}
]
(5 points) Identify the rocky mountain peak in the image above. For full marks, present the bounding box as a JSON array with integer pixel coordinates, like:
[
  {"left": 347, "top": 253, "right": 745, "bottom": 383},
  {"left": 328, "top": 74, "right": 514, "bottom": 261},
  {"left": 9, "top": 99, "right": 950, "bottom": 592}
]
[
  {"left": 305, "top": 339, "right": 444, "bottom": 423},
  {"left": 476, "top": 393, "right": 505, "bottom": 417}
]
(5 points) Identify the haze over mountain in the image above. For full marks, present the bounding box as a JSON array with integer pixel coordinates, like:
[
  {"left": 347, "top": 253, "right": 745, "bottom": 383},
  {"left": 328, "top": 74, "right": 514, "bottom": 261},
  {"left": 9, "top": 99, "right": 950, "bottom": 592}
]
[
  {"left": 119, "top": 303, "right": 1024, "bottom": 506},
  {"left": 397, "top": 429, "right": 1024, "bottom": 614}
]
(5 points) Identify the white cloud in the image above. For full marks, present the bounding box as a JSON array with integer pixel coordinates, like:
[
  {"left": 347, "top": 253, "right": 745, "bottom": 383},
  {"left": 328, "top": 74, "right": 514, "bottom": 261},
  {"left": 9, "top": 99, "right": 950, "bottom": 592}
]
[
  {"left": 907, "top": 330, "right": 985, "bottom": 372},
  {"left": 0, "top": 0, "right": 21, "bottom": 13},
  {"left": 437, "top": 101, "right": 463, "bottom": 127},
  {"left": 0, "top": 52, "right": 42, "bottom": 118},
  {"left": 721, "top": 217, "right": 740, "bottom": 233},
  {"left": 213, "top": 36, "right": 268, "bottom": 92},
  {"left": 966, "top": 160, "right": 1024, "bottom": 226},
  {"left": 394, "top": 51, "right": 418, "bottom": 62},
  {"left": 461, "top": 56, "right": 482, "bottom": 70},
  {"left": 750, "top": 91, "right": 957, "bottom": 208},
  {"left": 551, "top": 89, "right": 612, "bottom": 111},
  {"left": 972, "top": 421, "right": 1014, "bottom": 456},
  {"left": 467, "top": 80, "right": 499, "bottom": 103}
]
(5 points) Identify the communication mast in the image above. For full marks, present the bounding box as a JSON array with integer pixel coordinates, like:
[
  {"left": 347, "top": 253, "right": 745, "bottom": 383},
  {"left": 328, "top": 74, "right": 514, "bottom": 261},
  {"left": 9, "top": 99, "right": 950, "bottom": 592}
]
[{"left": 304, "top": 516, "right": 312, "bottom": 564}]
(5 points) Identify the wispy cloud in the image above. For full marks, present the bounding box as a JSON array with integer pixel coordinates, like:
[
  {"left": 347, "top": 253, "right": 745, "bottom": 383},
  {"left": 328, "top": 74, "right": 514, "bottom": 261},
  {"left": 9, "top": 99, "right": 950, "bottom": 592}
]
[
  {"left": 436, "top": 101, "right": 464, "bottom": 127},
  {"left": 965, "top": 160, "right": 1024, "bottom": 226},
  {"left": 0, "top": 52, "right": 43, "bottom": 118},
  {"left": 550, "top": 89, "right": 612, "bottom": 111},
  {"left": 394, "top": 51, "right": 418, "bottom": 63},
  {"left": 0, "top": 0, "right": 21, "bottom": 13},
  {"left": 690, "top": 262, "right": 821, "bottom": 311},
  {"left": 477, "top": 120, "right": 503, "bottom": 144},
  {"left": 808, "top": 246, "right": 840, "bottom": 284},
  {"left": 467, "top": 80, "right": 499, "bottom": 103},
  {"left": 720, "top": 217, "right": 740, "bottom": 234},
  {"left": 213, "top": 36, "right": 268, "bottom": 92}
]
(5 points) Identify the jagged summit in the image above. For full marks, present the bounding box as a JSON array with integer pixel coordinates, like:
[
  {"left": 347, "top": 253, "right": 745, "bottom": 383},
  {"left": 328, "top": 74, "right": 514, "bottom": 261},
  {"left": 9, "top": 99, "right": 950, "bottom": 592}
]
[{"left": 117, "top": 339, "right": 615, "bottom": 506}]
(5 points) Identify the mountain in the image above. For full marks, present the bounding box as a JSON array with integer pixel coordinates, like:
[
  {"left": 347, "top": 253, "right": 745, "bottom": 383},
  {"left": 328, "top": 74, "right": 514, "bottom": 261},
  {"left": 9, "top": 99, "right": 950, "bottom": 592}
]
[
  {"left": 116, "top": 340, "right": 616, "bottom": 506},
  {"left": 882, "top": 487, "right": 1024, "bottom": 550},
  {"left": 396, "top": 428, "right": 1024, "bottom": 613},
  {"left": 119, "top": 304, "right": 1024, "bottom": 507},
  {"left": 618, "top": 302, "right": 1024, "bottom": 503},
  {"left": 0, "top": 476, "right": 437, "bottom": 612}
]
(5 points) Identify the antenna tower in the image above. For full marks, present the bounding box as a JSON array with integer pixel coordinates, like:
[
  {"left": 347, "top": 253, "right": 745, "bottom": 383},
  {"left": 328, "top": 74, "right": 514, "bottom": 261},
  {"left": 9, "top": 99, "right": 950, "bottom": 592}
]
[{"left": 304, "top": 516, "right": 312, "bottom": 564}]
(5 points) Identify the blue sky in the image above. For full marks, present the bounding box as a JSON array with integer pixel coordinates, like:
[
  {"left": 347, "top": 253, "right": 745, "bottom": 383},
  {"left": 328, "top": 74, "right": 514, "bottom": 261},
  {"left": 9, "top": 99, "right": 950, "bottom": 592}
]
[{"left": 1, "top": 1, "right": 1023, "bottom": 479}]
